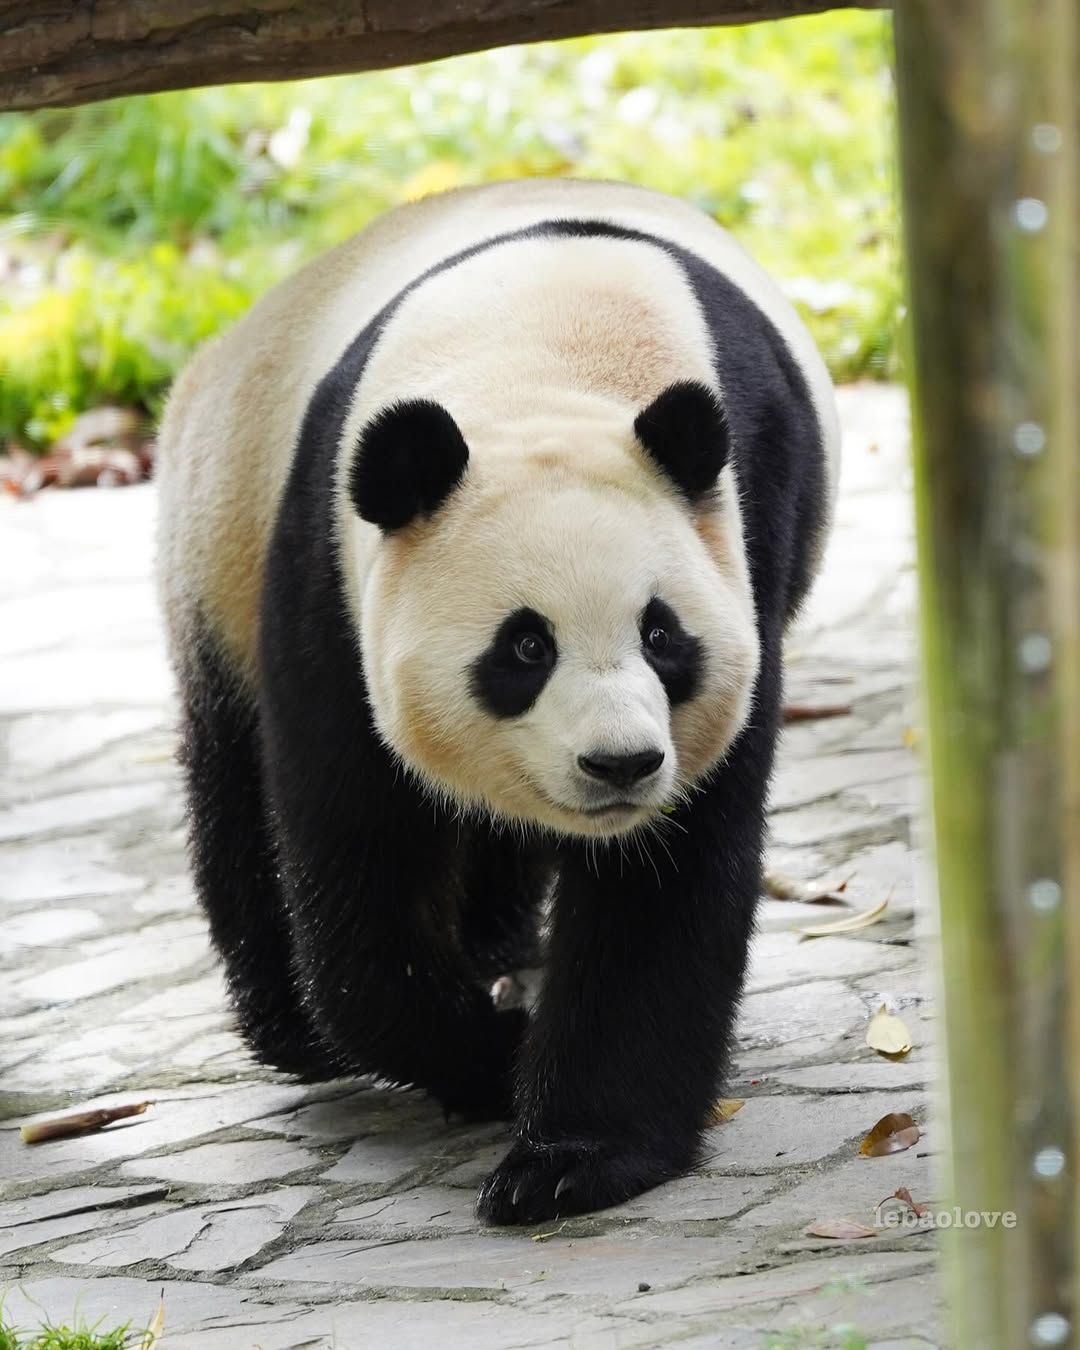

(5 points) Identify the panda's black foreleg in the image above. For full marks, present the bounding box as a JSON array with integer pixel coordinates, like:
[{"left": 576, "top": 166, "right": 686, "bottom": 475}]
[
  {"left": 258, "top": 697, "right": 529, "bottom": 1118},
  {"left": 476, "top": 650, "right": 781, "bottom": 1224},
  {"left": 179, "top": 636, "right": 339, "bottom": 1080},
  {"left": 267, "top": 806, "right": 529, "bottom": 1118},
  {"left": 461, "top": 824, "right": 553, "bottom": 984}
]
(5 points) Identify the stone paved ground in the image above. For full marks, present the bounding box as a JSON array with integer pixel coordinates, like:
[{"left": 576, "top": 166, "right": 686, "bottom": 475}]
[{"left": 0, "top": 383, "right": 943, "bottom": 1349}]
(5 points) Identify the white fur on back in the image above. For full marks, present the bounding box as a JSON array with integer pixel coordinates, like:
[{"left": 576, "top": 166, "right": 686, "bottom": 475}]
[{"left": 156, "top": 179, "right": 839, "bottom": 690}]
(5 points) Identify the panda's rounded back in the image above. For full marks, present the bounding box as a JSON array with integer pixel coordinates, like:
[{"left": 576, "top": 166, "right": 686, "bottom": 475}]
[{"left": 155, "top": 178, "right": 839, "bottom": 697}]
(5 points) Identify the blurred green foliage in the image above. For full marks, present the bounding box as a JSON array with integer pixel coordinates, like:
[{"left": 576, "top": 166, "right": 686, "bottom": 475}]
[{"left": 0, "top": 12, "right": 898, "bottom": 451}]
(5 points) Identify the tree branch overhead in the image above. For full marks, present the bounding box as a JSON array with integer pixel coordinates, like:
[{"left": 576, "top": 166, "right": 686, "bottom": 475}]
[{"left": 0, "top": 0, "right": 884, "bottom": 110}]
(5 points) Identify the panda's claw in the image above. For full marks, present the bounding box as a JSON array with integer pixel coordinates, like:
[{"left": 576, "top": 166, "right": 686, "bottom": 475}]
[{"left": 475, "top": 1136, "right": 681, "bottom": 1226}]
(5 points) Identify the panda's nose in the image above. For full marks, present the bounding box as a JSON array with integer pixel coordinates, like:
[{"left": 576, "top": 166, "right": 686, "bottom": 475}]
[{"left": 577, "top": 748, "right": 665, "bottom": 789}]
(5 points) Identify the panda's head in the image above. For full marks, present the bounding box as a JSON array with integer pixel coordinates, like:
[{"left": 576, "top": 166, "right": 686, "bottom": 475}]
[{"left": 347, "top": 382, "right": 759, "bottom": 839}]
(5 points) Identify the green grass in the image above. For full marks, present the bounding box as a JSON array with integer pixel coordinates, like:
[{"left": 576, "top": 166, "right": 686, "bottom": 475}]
[
  {"left": 0, "top": 10, "right": 899, "bottom": 451},
  {"left": 0, "top": 1319, "right": 142, "bottom": 1349}
]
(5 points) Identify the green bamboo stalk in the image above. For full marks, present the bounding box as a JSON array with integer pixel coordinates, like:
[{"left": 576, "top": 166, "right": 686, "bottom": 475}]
[
  {"left": 1048, "top": 0, "right": 1080, "bottom": 1329},
  {"left": 894, "top": 2, "right": 1077, "bottom": 1345}
]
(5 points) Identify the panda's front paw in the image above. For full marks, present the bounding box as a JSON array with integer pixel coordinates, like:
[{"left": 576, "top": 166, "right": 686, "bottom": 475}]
[{"left": 475, "top": 1136, "right": 686, "bottom": 1225}]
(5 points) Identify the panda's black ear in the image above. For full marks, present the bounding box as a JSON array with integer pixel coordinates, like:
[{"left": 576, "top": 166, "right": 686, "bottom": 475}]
[
  {"left": 349, "top": 399, "right": 469, "bottom": 530},
  {"left": 634, "top": 381, "right": 729, "bottom": 502}
]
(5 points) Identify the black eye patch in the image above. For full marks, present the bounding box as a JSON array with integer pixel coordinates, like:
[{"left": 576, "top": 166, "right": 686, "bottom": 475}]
[
  {"left": 640, "top": 597, "right": 703, "bottom": 705},
  {"left": 470, "top": 607, "right": 557, "bottom": 718}
]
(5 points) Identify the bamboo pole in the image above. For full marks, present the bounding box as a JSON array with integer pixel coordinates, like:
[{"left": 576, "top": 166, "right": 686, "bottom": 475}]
[
  {"left": 894, "top": 2, "right": 1077, "bottom": 1345},
  {"left": 1049, "top": 0, "right": 1080, "bottom": 1330}
]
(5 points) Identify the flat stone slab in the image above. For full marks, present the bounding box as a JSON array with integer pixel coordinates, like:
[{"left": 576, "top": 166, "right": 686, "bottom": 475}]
[
  {"left": 118, "top": 1139, "right": 323, "bottom": 1187},
  {"left": 244, "top": 1230, "right": 759, "bottom": 1299},
  {"left": 54, "top": 1188, "right": 317, "bottom": 1273},
  {"left": 0, "top": 384, "right": 943, "bottom": 1346}
]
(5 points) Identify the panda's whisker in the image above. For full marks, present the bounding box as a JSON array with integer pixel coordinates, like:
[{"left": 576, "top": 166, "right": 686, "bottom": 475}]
[
  {"left": 657, "top": 807, "right": 689, "bottom": 836},
  {"left": 636, "top": 831, "right": 662, "bottom": 887},
  {"left": 643, "top": 819, "right": 679, "bottom": 875}
]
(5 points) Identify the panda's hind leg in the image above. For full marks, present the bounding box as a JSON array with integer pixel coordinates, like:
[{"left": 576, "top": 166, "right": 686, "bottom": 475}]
[{"left": 178, "top": 628, "right": 337, "bottom": 1080}]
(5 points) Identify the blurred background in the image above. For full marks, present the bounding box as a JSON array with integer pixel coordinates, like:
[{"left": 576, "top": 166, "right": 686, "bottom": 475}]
[{"left": 0, "top": 10, "right": 897, "bottom": 472}]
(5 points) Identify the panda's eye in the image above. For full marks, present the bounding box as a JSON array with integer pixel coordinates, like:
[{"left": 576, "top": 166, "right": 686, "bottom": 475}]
[
  {"left": 646, "top": 626, "right": 670, "bottom": 654},
  {"left": 513, "top": 633, "right": 548, "bottom": 665}
]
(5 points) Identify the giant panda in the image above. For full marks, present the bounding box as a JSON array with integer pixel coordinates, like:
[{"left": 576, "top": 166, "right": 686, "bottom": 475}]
[{"left": 155, "top": 177, "right": 840, "bottom": 1224}]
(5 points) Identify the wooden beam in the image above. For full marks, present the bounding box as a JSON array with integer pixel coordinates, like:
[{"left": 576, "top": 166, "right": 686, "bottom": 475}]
[{"left": 0, "top": 0, "right": 884, "bottom": 111}]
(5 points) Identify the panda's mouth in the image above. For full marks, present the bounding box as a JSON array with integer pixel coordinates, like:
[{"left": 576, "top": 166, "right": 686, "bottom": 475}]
[
  {"left": 521, "top": 774, "right": 651, "bottom": 830},
  {"left": 579, "top": 801, "right": 640, "bottom": 818}
]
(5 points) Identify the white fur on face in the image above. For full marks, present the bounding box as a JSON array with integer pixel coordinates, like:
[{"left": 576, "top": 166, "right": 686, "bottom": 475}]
[
  {"left": 159, "top": 179, "right": 837, "bottom": 686},
  {"left": 357, "top": 450, "right": 760, "bottom": 840}
]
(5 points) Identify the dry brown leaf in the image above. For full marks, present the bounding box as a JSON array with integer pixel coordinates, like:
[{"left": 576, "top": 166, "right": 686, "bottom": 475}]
[
  {"left": 763, "top": 870, "right": 852, "bottom": 905},
  {"left": 709, "top": 1098, "right": 746, "bottom": 1124},
  {"left": 805, "top": 1216, "right": 877, "bottom": 1239},
  {"left": 801, "top": 875, "right": 854, "bottom": 905},
  {"left": 763, "top": 867, "right": 805, "bottom": 900},
  {"left": 143, "top": 1292, "right": 166, "bottom": 1349},
  {"left": 0, "top": 407, "right": 153, "bottom": 497},
  {"left": 866, "top": 1005, "right": 913, "bottom": 1059},
  {"left": 21, "top": 1100, "right": 153, "bottom": 1144},
  {"left": 876, "top": 1186, "right": 929, "bottom": 1220},
  {"left": 860, "top": 1111, "right": 920, "bottom": 1158},
  {"left": 798, "top": 897, "right": 888, "bottom": 939},
  {"left": 783, "top": 703, "right": 853, "bottom": 723}
]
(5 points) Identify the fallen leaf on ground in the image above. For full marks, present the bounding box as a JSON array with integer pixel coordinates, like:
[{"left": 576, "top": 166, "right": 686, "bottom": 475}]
[
  {"left": 142, "top": 1292, "right": 165, "bottom": 1349},
  {"left": 763, "top": 869, "right": 852, "bottom": 905},
  {"left": 763, "top": 867, "right": 804, "bottom": 900},
  {"left": 866, "top": 1004, "right": 913, "bottom": 1058},
  {"left": 709, "top": 1098, "right": 746, "bottom": 1124},
  {"left": 805, "top": 1216, "right": 877, "bottom": 1239},
  {"left": 783, "top": 703, "right": 853, "bottom": 722},
  {"left": 799, "top": 897, "right": 888, "bottom": 938},
  {"left": 860, "top": 1112, "right": 920, "bottom": 1158},
  {"left": 0, "top": 408, "right": 153, "bottom": 497},
  {"left": 21, "top": 1100, "right": 154, "bottom": 1144},
  {"left": 876, "top": 1186, "right": 929, "bottom": 1219}
]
